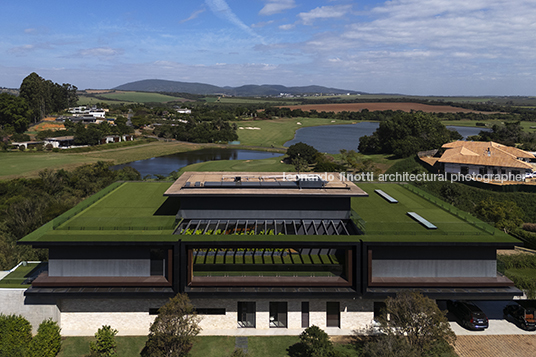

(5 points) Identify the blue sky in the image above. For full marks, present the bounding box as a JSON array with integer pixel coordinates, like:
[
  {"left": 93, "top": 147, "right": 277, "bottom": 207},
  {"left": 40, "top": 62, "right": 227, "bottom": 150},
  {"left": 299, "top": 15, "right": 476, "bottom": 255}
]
[{"left": 1, "top": 0, "right": 536, "bottom": 95}]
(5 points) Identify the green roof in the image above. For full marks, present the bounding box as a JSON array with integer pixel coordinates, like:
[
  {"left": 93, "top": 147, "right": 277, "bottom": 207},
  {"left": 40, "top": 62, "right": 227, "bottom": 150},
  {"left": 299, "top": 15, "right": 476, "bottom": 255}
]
[
  {"left": 18, "top": 180, "right": 521, "bottom": 245},
  {"left": 354, "top": 183, "right": 520, "bottom": 244}
]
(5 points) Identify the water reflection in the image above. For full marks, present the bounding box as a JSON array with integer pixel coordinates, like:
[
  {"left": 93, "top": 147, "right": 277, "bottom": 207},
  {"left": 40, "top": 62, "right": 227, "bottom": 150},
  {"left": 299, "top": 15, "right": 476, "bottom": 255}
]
[
  {"left": 111, "top": 148, "right": 283, "bottom": 178},
  {"left": 284, "top": 122, "right": 489, "bottom": 154}
]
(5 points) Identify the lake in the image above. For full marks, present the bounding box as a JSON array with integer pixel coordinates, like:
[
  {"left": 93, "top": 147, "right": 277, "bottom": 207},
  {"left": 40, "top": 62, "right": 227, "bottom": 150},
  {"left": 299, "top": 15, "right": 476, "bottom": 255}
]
[
  {"left": 111, "top": 148, "right": 283, "bottom": 178},
  {"left": 284, "top": 122, "right": 489, "bottom": 154}
]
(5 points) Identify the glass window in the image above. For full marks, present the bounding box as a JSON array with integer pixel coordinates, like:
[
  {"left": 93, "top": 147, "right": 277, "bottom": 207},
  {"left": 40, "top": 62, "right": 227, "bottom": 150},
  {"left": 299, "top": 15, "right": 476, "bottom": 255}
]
[
  {"left": 326, "top": 302, "right": 340, "bottom": 328},
  {"left": 460, "top": 166, "right": 469, "bottom": 175},
  {"left": 270, "top": 302, "right": 288, "bottom": 328},
  {"left": 238, "top": 302, "right": 256, "bottom": 328},
  {"left": 301, "top": 302, "right": 309, "bottom": 328}
]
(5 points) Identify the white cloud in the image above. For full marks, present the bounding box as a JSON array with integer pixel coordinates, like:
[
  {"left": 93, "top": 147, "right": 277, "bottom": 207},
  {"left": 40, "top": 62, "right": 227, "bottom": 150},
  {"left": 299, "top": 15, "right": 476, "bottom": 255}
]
[
  {"left": 279, "top": 24, "right": 295, "bottom": 30},
  {"left": 78, "top": 47, "right": 123, "bottom": 58},
  {"left": 259, "top": 0, "right": 296, "bottom": 16},
  {"left": 205, "top": 0, "right": 260, "bottom": 39},
  {"left": 252, "top": 21, "right": 274, "bottom": 28},
  {"left": 180, "top": 7, "right": 206, "bottom": 24},
  {"left": 298, "top": 5, "right": 352, "bottom": 25}
]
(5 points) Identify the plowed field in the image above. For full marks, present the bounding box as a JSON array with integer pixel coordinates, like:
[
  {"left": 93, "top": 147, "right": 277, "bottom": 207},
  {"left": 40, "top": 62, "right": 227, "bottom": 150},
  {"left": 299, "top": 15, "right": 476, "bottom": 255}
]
[{"left": 279, "top": 102, "right": 487, "bottom": 113}]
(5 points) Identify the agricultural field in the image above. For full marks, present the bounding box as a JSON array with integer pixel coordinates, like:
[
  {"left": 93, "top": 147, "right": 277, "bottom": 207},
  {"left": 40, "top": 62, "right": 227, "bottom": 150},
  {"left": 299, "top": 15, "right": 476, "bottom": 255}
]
[
  {"left": 278, "top": 102, "right": 493, "bottom": 113},
  {"left": 203, "top": 96, "right": 297, "bottom": 105}
]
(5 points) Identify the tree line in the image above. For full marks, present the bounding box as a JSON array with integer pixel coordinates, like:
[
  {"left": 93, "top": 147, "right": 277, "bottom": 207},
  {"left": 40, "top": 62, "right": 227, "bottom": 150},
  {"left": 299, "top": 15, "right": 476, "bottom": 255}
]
[{"left": 0, "top": 163, "right": 140, "bottom": 270}]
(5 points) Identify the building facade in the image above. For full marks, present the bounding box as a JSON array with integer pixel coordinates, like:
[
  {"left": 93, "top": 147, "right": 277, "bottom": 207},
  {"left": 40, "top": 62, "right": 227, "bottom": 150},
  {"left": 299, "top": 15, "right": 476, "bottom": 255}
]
[{"left": 17, "top": 172, "right": 521, "bottom": 335}]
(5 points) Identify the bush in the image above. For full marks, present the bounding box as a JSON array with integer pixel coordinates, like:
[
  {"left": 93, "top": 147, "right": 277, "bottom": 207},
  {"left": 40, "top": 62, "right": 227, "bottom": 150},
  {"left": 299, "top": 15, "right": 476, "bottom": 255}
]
[
  {"left": 89, "top": 325, "right": 118, "bottom": 357},
  {"left": 287, "top": 142, "right": 319, "bottom": 164},
  {"left": 300, "top": 325, "right": 334, "bottom": 357},
  {"left": 0, "top": 314, "right": 32, "bottom": 357},
  {"left": 523, "top": 223, "right": 536, "bottom": 233},
  {"left": 27, "top": 319, "right": 62, "bottom": 357}
]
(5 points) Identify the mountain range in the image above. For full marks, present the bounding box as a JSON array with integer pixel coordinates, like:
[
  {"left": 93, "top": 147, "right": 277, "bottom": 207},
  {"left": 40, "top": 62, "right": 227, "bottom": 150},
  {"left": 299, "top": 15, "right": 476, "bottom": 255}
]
[{"left": 113, "top": 79, "right": 364, "bottom": 97}]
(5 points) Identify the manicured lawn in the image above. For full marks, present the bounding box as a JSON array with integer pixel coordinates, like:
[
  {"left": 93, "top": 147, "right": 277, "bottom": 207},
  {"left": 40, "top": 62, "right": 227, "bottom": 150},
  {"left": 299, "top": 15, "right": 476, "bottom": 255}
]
[
  {"left": 353, "top": 183, "right": 517, "bottom": 243},
  {"left": 58, "top": 182, "right": 176, "bottom": 230},
  {"left": 190, "top": 336, "right": 236, "bottom": 357},
  {"left": 58, "top": 336, "right": 148, "bottom": 357},
  {"left": 235, "top": 117, "right": 353, "bottom": 147},
  {"left": 177, "top": 156, "right": 292, "bottom": 174},
  {"left": 0, "top": 141, "right": 202, "bottom": 180},
  {"left": 0, "top": 262, "right": 43, "bottom": 288},
  {"left": 248, "top": 336, "right": 300, "bottom": 357}
]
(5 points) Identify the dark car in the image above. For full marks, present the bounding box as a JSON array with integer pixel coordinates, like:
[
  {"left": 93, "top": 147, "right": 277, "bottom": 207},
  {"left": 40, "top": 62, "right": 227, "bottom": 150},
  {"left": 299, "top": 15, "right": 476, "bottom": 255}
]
[
  {"left": 503, "top": 302, "right": 536, "bottom": 331},
  {"left": 447, "top": 300, "right": 489, "bottom": 330}
]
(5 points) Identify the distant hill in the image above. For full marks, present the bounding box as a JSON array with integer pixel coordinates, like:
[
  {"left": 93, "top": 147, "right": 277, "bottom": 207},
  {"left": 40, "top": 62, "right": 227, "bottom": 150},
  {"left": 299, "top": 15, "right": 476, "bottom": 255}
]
[{"left": 113, "top": 79, "right": 363, "bottom": 96}]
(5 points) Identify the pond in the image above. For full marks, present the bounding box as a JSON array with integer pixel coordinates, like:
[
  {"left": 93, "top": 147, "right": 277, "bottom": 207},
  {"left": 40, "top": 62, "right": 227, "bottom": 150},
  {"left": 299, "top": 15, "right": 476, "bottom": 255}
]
[
  {"left": 284, "top": 122, "right": 489, "bottom": 154},
  {"left": 111, "top": 148, "right": 283, "bottom": 178}
]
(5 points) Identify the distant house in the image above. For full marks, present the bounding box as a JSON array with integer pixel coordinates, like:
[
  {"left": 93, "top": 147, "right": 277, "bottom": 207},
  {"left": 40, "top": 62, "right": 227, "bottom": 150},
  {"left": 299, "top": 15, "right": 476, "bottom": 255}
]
[
  {"left": 423, "top": 141, "right": 535, "bottom": 180},
  {"left": 43, "top": 136, "right": 75, "bottom": 148},
  {"left": 100, "top": 135, "right": 133, "bottom": 144},
  {"left": 68, "top": 106, "right": 108, "bottom": 118}
]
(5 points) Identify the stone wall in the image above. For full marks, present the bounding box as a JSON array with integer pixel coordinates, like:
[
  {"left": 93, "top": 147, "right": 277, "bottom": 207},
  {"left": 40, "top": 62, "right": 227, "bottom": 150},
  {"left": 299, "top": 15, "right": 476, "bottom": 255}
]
[{"left": 0, "top": 289, "right": 59, "bottom": 334}]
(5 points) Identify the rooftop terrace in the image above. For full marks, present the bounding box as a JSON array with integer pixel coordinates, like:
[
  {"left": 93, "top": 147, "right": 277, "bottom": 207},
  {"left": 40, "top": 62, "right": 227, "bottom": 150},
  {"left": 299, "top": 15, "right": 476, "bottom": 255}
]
[
  {"left": 18, "top": 178, "right": 521, "bottom": 245},
  {"left": 164, "top": 171, "right": 368, "bottom": 197}
]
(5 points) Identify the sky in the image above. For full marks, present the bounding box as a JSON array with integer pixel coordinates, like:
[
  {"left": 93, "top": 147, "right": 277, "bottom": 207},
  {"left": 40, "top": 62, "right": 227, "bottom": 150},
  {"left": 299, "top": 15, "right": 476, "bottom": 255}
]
[{"left": 1, "top": 0, "right": 536, "bottom": 96}]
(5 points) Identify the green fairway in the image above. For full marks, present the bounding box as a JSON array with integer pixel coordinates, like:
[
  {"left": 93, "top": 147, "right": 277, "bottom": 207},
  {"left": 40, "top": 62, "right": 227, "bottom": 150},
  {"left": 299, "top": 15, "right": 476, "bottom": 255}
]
[
  {"left": 0, "top": 152, "right": 104, "bottom": 179},
  {"left": 0, "top": 141, "right": 203, "bottom": 180},
  {"left": 177, "top": 155, "right": 292, "bottom": 174},
  {"left": 441, "top": 119, "right": 536, "bottom": 132},
  {"left": 235, "top": 117, "right": 352, "bottom": 147},
  {"left": 58, "top": 182, "right": 176, "bottom": 230}
]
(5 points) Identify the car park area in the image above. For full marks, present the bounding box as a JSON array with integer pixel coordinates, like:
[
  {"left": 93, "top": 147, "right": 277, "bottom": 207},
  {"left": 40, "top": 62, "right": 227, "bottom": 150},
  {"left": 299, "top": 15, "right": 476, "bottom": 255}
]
[{"left": 439, "top": 300, "right": 536, "bottom": 335}]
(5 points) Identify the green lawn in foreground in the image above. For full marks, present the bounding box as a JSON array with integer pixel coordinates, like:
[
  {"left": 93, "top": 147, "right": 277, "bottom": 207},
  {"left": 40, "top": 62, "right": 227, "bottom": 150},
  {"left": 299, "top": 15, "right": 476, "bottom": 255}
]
[
  {"left": 58, "top": 336, "right": 148, "bottom": 357},
  {"left": 57, "top": 182, "right": 175, "bottom": 230},
  {"left": 235, "top": 117, "right": 354, "bottom": 147}
]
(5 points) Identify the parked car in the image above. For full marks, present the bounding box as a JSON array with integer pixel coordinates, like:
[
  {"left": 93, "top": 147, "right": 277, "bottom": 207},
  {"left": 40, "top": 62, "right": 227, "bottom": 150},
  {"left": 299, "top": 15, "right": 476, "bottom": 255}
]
[
  {"left": 503, "top": 301, "right": 536, "bottom": 331},
  {"left": 447, "top": 300, "right": 489, "bottom": 330}
]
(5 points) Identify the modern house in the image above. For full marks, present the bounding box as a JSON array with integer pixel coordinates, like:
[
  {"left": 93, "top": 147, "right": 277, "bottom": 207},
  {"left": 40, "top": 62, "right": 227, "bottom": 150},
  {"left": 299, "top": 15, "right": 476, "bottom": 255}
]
[
  {"left": 16, "top": 172, "right": 522, "bottom": 335},
  {"left": 422, "top": 141, "right": 535, "bottom": 180}
]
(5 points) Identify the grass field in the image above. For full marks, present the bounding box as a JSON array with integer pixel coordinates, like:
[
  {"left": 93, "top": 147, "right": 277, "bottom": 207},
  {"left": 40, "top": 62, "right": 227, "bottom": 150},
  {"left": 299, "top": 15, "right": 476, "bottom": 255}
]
[
  {"left": 0, "top": 141, "right": 203, "bottom": 180},
  {"left": 0, "top": 262, "right": 42, "bottom": 288},
  {"left": 353, "top": 183, "right": 517, "bottom": 243},
  {"left": 441, "top": 119, "right": 536, "bottom": 132},
  {"left": 235, "top": 117, "right": 351, "bottom": 147},
  {"left": 58, "top": 182, "right": 176, "bottom": 230},
  {"left": 176, "top": 156, "right": 292, "bottom": 175},
  {"left": 57, "top": 335, "right": 331, "bottom": 357}
]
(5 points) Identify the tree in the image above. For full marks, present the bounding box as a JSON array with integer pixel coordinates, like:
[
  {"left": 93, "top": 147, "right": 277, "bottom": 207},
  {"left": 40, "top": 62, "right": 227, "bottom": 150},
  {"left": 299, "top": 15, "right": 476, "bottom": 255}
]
[
  {"left": 0, "top": 93, "right": 32, "bottom": 133},
  {"left": 287, "top": 142, "right": 319, "bottom": 164},
  {"left": 368, "top": 291, "right": 455, "bottom": 356},
  {"left": 27, "top": 319, "right": 62, "bottom": 357},
  {"left": 476, "top": 198, "right": 524, "bottom": 233},
  {"left": 299, "top": 325, "right": 334, "bottom": 357},
  {"left": 358, "top": 112, "right": 454, "bottom": 157},
  {"left": 141, "top": 293, "right": 201, "bottom": 357},
  {"left": 89, "top": 325, "right": 118, "bottom": 357}
]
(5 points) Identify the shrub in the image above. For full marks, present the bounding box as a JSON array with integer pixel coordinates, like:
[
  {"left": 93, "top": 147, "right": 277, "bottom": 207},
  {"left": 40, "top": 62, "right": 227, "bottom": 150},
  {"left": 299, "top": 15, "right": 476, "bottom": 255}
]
[
  {"left": 27, "top": 319, "right": 62, "bottom": 357},
  {"left": 300, "top": 325, "right": 334, "bottom": 357},
  {"left": 523, "top": 223, "right": 536, "bottom": 233},
  {"left": 0, "top": 314, "right": 32, "bottom": 357},
  {"left": 89, "top": 325, "right": 118, "bottom": 357}
]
